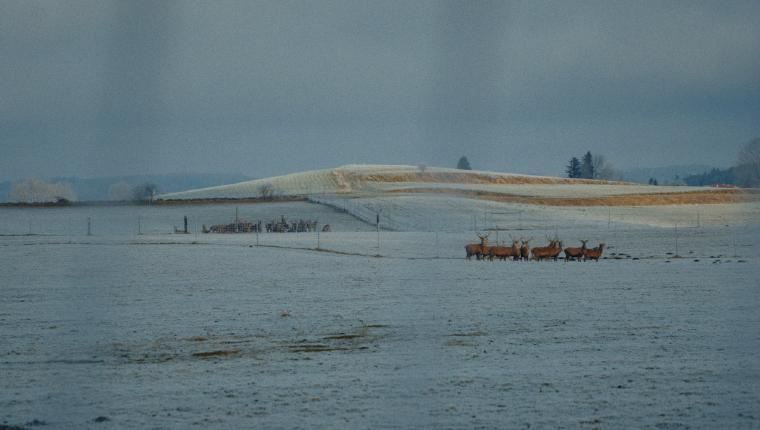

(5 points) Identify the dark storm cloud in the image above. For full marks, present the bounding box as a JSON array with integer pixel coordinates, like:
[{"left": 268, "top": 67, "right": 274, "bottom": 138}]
[{"left": 1, "top": 0, "right": 759, "bottom": 180}]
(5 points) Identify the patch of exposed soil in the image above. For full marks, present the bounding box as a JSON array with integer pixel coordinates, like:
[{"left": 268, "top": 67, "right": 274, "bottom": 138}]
[{"left": 192, "top": 350, "right": 240, "bottom": 358}]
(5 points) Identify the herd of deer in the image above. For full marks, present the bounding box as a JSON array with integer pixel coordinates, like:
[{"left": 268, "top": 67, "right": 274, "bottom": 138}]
[{"left": 465, "top": 233, "right": 606, "bottom": 262}]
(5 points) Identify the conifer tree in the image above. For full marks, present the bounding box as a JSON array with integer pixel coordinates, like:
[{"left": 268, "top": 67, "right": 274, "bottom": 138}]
[
  {"left": 580, "top": 151, "right": 594, "bottom": 179},
  {"left": 566, "top": 157, "right": 581, "bottom": 178},
  {"left": 456, "top": 156, "right": 472, "bottom": 170}
]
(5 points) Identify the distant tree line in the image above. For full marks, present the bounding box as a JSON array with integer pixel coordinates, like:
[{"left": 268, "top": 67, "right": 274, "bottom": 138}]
[
  {"left": 679, "top": 137, "right": 759, "bottom": 187},
  {"left": 563, "top": 138, "right": 760, "bottom": 187},
  {"left": 9, "top": 178, "right": 76, "bottom": 203},
  {"left": 7, "top": 178, "right": 162, "bottom": 204},
  {"left": 566, "top": 151, "right": 615, "bottom": 180},
  {"left": 682, "top": 167, "right": 736, "bottom": 186}
]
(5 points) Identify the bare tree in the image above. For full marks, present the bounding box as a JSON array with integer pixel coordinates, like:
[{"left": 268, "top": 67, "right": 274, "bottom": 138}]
[
  {"left": 9, "top": 178, "right": 76, "bottom": 203},
  {"left": 132, "top": 183, "right": 159, "bottom": 203},
  {"left": 736, "top": 137, "right": 760, "bottom": 187},
  {"left": 259, "top": 183, "right": 275, "bottom": 198},
  {"left": 592, "top": 154, "right": 616, "bottom": 180}
]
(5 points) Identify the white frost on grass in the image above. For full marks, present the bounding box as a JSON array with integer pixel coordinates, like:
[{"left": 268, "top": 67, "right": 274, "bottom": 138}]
[
  {"left": 159, "top": 168, "right": 342, "bottom": 200},
  {"left": 1, "top": 203, "right": 759, "bottom": 429},
  {"left": 158, "top": 164, "right": 704, "bottom": 201},
  {"left": 312, "top": 194, "right": 760, "bottom": 230}
]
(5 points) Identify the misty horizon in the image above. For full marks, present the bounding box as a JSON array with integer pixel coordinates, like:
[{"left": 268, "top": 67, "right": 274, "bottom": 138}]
[{"left": 3, "top": 1, "right": 759, "bottom": 182}]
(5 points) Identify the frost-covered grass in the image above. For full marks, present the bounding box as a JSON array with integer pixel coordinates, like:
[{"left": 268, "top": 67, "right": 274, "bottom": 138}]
[
  {"left": 159, "top": 168, "right": 342, "bottom": 200},
  {"left": 312, "top": 194, "right": 760, "bottom": 230},
  {"left": 1, "top": 203, "right": 759, "bottom": 429},
  {"left": 158, "top": 164, "right": 730, "bottom": 202}
]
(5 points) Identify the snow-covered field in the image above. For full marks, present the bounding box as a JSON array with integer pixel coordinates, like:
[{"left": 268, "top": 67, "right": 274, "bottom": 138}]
[{"left": 2, "top": 198, "right": 759, "bottom": 429}]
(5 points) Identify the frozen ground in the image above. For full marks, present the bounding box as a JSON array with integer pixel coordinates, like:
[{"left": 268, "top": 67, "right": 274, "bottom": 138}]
[{"left": 1, "top": 200, "right": 759, "bottom": 429}]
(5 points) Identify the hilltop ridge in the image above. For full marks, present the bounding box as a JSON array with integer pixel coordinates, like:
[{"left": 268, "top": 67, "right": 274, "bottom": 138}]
[{"left": 157, "top": 164, "right": 750, "bottom": 207}]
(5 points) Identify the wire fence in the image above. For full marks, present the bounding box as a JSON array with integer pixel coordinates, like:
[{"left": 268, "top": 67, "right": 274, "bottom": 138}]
[{"left": 0, "top": 200, "right": 753, "bottom": 262}]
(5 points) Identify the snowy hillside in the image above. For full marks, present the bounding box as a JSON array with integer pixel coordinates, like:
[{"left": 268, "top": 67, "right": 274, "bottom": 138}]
[{"left": 158, "top": 164, "right": 738, "bottom": 202}]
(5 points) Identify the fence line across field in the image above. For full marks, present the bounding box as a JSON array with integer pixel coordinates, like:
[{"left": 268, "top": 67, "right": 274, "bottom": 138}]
[
  {"left": 0, "top": 205, "right": 746, "bottom": 262},
  {"left": 0, "top": 225, "right": 748, "bottom": 262}
]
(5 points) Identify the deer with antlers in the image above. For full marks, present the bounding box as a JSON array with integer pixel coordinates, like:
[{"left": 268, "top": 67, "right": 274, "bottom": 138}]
[
  {"left": 530, "top": 237, "right": 555, "bottom": 261},
  {"left": 489, "top": 236, "right": 522, "bottom": 261},
  {"left": 583, "top": 243, "right": 606, "bottom": 261},
  {"left": 564, "top": 239, "right": 588, "bottom": 262},
  {"left": 531, "top": 236, "right": 563, "bottom": 261},
  {"left": 550, "top": 239, "right": 563, "bottom": 261},
  {"left": 465, "top": 233, "right": 489, "bottom": 260},
  {"left": 520, "top": 237, "right": 532, "bottom": 261}
]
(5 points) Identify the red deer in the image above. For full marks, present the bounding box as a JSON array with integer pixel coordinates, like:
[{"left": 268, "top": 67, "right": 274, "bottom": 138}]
[
  {"left": 465, "top": 233, "right": 489, "bottom": 260},
  {"left": 549, "top": 240, "right": 563, "bottom": 261},
  {"left": 480, "top": 242, "right": 493, "bottom": 261},
  {"left": 564, "top": 239, "right": 588, "bottom": 262},
  {"left": 530, "top": 238, "right": 556, "bottom": 261},
  {"left": 583, "top": 243, "right": 605, "bottom": 261},
  {"left": 489, "top": 238, "right": 521, "bottom": 261},
  {"left": 520, "top": 237, "right": 532, "bottom": 261},
  {"left": 531, "top": 237, "right": 562, "bottom": 261}
]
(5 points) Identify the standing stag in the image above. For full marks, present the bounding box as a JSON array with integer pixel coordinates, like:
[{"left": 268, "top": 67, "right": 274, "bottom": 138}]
[
  {"left": 550, "top": 240, "right": 563, "bottom": 261},
  {"left": 520, "top": 238, "right": 532, "bottom": 261},
  {"left": 531, "top": 237, "right": 563, "bottom": 261},
  {"left": 564, "top": 239, "right": 588, "bottom": 262},
  {"left": 480, "top": 240, "right": 493, "bottom": 261},
  {"left": 488, "top": 237, "right": 522, "bottom": 261},
  {"left": 530, "top": 237, "right": 554, "bottom": 261},
  {"left": 583, "top": 243, "right": 605, "bottom": 261},
  {"left": 465, "top": 233, "right": 489, "bottom": 260}
]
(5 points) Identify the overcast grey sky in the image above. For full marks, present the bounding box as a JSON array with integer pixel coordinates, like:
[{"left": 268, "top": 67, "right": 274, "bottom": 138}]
[{"left": 2, "top": 0, "right": 759, "bottom": 181}]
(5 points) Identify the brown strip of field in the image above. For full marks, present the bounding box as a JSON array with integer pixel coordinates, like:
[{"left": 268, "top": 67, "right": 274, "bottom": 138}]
[
  {"left": 355, "top": 171, "right": 625, "bottom": 185},
  {"left": 154, "top": 196, "right": 308, "bottom": 205},
  {"left": 387, "top": 187, "right": 756, "bottom": 206},
  {"left": 192, "top": 350, "right": 240, "bottom": 358}
]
